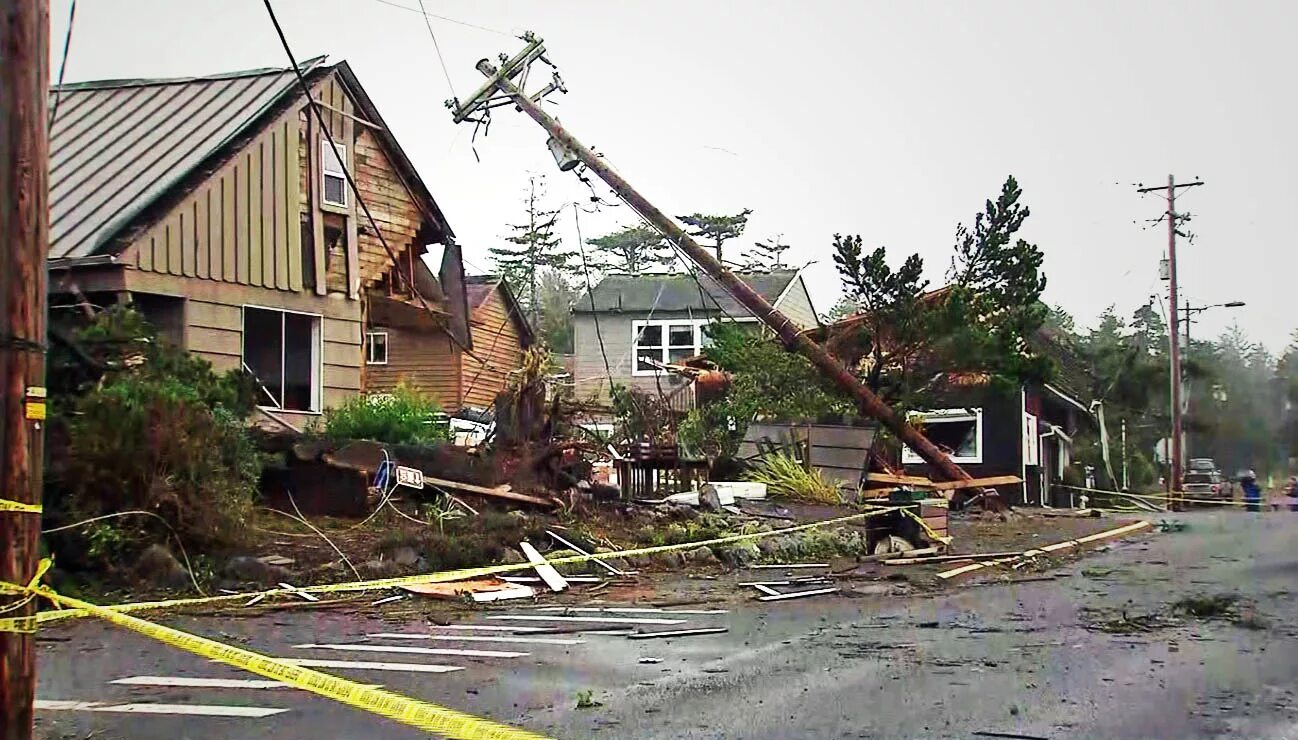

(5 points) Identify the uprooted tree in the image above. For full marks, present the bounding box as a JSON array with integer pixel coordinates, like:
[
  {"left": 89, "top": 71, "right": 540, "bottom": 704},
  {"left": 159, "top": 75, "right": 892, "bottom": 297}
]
[{"left": 827, "top": 175, "right": 1051, "bottom": 410}]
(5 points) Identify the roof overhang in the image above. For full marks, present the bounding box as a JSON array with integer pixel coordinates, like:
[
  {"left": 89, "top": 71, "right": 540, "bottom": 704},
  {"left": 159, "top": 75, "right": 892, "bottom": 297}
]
[
  {"left": 368, "top": 293, "right": 445, "bottom": 332},
  {"left": 1042, "top": 382, "right": 1092, "bottom": 417}
]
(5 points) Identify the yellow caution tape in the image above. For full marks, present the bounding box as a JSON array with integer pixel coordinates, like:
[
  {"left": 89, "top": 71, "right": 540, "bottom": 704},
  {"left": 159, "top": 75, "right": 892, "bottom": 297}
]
[
  {"left": 0, "top": 615, "right": 38, "bottom": 633},
  {"left": 37, "top": 506, "right": 903, "bottom": 623},
  {"left": 899, "top": 508, "right": 953, "bottom": 546},
  {"left": 0, "top": 498, "right": 41, "bottom": 514}
]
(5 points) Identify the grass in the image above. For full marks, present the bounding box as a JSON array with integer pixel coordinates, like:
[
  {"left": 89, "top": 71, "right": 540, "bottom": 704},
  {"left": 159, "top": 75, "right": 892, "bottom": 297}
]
[
  {"left": 743, "top": 452, "right": 842, "bottom": 504},
  {"left": 575, "top": 690, "right": 602, "bottom": 709}
]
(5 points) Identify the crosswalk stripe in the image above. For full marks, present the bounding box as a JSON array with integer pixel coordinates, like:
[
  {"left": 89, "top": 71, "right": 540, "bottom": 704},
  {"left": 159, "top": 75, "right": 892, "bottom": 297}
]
[
  {"left": 110, "top": 676, "right": 289, "bottom": 689},
  {"left": 284, "top": 658, "right": 465, "bottom": 674},
  {"left": 35, "top": 700, "right": 286, "bottom": 718},
  {"left": 485, "top": 615, "right": 687, "bottom": 625},
  {"left": 367, "top": 633, "right": 584, "bottom": 645},
  {"left": 294, "top": 643, "right": 528, "bottom": 658}
]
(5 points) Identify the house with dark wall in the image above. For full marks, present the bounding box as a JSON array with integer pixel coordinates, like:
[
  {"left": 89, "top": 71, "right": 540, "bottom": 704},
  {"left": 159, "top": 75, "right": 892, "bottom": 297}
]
[
  {"left": 46, "top": 57, "right": 474, "bottom": 424},
  {"left": 570, "top": 269, "right": 820, "bottom": 405}
]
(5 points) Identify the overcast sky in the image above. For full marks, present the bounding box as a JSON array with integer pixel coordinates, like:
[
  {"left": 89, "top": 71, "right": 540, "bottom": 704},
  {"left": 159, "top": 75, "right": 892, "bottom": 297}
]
[{"left": 51, "top": 1, "right": 1296, "bottom": 350}]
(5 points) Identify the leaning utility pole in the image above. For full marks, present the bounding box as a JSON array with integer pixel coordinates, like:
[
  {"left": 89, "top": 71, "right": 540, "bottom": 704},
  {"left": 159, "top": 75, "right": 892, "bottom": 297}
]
[
  {"left": 1137, "top": 175, "right": 1201, "bottom": 506},
  {"left": 451, "top": 35, "right": 979, "bottom": 492},
  {"left": 0, "top": 0, "right": 49, "bottom": 736}
]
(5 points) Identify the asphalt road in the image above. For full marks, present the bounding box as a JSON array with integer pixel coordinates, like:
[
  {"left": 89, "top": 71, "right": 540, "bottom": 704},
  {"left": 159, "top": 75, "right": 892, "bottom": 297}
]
[{"left": 32, "top": 510, "right": 1298, "bottom": 739}]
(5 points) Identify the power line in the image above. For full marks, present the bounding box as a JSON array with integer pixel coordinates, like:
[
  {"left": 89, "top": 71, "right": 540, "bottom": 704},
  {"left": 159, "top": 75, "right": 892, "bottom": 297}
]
[
  {"left": 367, "top": 0, "right": 512, "bottom": 37},
  {"left": 415, "top": 0, "right": 458, "bottom": 101},
  {"left": 48, "top": 0, "right": 77, "bottom": 130},
  {"left": 573, "top": 204, "right": 617, "bottom": 401}
]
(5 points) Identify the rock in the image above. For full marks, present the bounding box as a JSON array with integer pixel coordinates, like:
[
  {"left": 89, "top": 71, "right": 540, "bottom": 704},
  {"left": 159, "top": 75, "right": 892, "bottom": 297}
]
[
  {"left": 223, "top": 556, "right": 293, "bottom": 586},
  {"left": 389, "top": 546, "right": 420, "bottom": 567},
  {"left": 357, "top": 559, "right": 404, "bottom": 580},
  {"left": 651, "top": 551, "right": 686, "bottom": 569},
  {"left": 697, "top": 484, "right": 723, "bottom": 512},
  {"left": 501, "top": 548, "right": 529, "bottom": 565},
  {"left": 134, "top": 544, "right": 190, "bottom": 589},
  {"left": 714, "top": 542, "right": 761, "bottom": 567},
  {"left": 684, "top": 546, "right": 719, "bottom": 565}
]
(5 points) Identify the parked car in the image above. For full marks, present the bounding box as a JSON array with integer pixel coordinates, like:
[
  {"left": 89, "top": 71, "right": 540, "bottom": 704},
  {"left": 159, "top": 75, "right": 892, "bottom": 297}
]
[
  {"left": 1184, "top": 470, "right": 1227, "bottom": 502},
  {"left": 1188, "top": 458, "right": 1220, "bottom": 474}
]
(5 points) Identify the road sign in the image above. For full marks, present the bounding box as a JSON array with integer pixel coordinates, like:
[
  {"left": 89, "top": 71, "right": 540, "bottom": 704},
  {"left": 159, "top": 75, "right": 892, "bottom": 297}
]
[{"left": 395, "top": 466, "right": 424, "bottom": 490}]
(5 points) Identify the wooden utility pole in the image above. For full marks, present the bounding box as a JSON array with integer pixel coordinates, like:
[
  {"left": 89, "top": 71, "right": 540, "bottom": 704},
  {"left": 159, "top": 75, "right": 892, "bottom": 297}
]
[
  {"left": 0, "top": 0, "right": 49, "bottom": 736},
  {"left": 1138, "top": 175, "right": 1201, "bottom": 506},
  {"left": 452, "top": 36, "right": 980, "bottom": 493}
]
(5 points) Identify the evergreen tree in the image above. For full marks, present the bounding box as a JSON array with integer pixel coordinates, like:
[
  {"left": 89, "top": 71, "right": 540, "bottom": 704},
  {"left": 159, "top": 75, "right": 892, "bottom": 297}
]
[
  {"left": 678, "top": 209, "right": 752, "bottom": 264},
  {"left": 490, "top": 176, "right": 578, "bottom": 327},
  {"left": 536, "top": 268, "right": 577, "bottom": 354},
  {"left": 585, "top": 224, "right": 674, "bottom": 274},
  {"left": 741, "top": 235, "right": 792, "bottom": 271}
]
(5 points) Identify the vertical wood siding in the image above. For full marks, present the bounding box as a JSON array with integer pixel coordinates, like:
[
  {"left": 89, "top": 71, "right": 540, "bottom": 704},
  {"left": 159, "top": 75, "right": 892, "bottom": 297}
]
[
  {"left": 461, "top": 288, "right": 527, "bottom": 409},
  {"left": 129, "top": 113, "right": 302, "bottom": 291}
]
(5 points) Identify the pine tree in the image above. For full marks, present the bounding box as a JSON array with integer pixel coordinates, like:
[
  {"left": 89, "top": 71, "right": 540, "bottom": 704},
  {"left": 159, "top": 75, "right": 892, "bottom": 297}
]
[
  {"left": 741, "top": 235, "right": 792, "bottom": 271},
  {"left": 585, "top": 224, "right": 674, "bottom": 274},
  {"left": 490, "top": 176, "right": 578, "bottom": 328},
  {"left": 678, "top": 209, "right": 752, "bottom": 264}
]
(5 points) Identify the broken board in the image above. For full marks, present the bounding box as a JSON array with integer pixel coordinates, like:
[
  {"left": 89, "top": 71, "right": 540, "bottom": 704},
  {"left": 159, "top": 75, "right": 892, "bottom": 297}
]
[{"left": 519, "top": 542, "right": 568, "bottom": 592}]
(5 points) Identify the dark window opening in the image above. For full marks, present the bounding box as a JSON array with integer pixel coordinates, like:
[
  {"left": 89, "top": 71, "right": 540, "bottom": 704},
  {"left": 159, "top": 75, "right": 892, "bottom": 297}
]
[{"left": 243, "top": 306, "right": 319, "bottom": 412}]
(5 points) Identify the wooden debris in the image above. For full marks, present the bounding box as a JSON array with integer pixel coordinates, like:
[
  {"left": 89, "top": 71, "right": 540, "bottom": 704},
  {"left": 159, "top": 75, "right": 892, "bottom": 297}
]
[
  {"left": 927, "top": 475, "right": 1022, "bottom": 491},
  {"left": 425, "top": 475, "right": 555, "bottom": 508},
  {"left": 751, "top": 584, "right": 782, "bottom": 597},
  {"left": 748, "top": 563, "right": 830, "bottom": 570},
  {"left": 370, "top": 594, "right": 406, "bottom": 607},
  {"left": 400, "top": 579, "right": 525, "bottom": 600},
  {"left": 501, "top": 575, "right": 602, "bottom": 584},
  {"left": 639, "top": 657, "right": 663, "bottom": 664},
  {"left": 546, "top": 530, "right": 625, "bottom": 576},
  {"left": 738, "top": 580, "right": 793, "bottom": 587},
  {"left": 471, "top": 585, "right": 536, "bottom": 603},
  {"left": 937, "top": 520, "right": 1153, "bottom": 580},
  {"left": 519, "top": 541, "right": 569, "bottom": 592},
  {"left": 627, "top": 627, "right": 729, "bottom": 640},
  {"left": 757, "top": 586, "right": 839, "bottom": 601},
  {"left": 882, "top": 550, "right": 1021, "bottom": 566},
  {"left": 277, "top": 583, "right": 320, "bottom": 602}
]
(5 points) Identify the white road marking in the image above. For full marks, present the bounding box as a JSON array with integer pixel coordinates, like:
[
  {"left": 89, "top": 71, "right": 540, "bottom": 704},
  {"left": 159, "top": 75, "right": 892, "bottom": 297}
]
[
  {"left": 485, "top": 615, "right": 687, "bottom": 625},
  {"left": 430, "top": 624, "right": 547, "bottom": 632},
  {"left": 284, "top": 658, "right": 464, "bottom": 674},
  {"left": 294, "top": 643, "right": 528, "bottom": 658},
  {"left": 110, "top": 676, "right": 289, "bottom": 689},
  {"left": 36, "top": 700, "right": 286, "bottom": 718},
  {"left": 367, "top": 633, "right": 584, "bottom": 645},
  {"left": 534, "top": 607, "right": 729, "bottom": 615},
  {"left": 93, "top": 703, "right": 288, "bottom": 718}
]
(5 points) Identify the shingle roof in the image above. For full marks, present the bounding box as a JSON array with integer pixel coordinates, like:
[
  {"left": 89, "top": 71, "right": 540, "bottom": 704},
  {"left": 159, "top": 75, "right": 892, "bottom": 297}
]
[
  {"left": 573, "top": 270, "right": 799, "bottom": 315},
  {"left": 48, "top": 58, "right": 329, "bottom": 260}
]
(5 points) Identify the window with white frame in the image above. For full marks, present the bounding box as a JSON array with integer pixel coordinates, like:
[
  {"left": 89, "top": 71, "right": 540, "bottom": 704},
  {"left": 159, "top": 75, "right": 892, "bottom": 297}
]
[
  {"left": 243, "top": 306, "right": 321, "bottom": 412},
  {"left": 631, "top": 319, "right": 710, "bottom": 375},
  {"left": 366, "top": 331, "right": 388, "bottom": 365},
  {"left": 321, "top": 139, "right": 347, "bottom": 207},
  {"left": 901, "top": 408, "right": 983, "bottom": 464}
]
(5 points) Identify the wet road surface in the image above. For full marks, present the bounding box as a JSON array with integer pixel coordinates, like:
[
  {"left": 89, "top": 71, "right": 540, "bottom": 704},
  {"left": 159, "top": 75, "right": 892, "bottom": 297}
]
[{"left": 33, "top": 510, "right": 1298, "bottom": 739}]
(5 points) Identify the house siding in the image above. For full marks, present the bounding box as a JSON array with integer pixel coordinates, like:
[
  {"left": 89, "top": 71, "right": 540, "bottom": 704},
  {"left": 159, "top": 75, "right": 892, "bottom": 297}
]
[
  {"left": 906, "top": 385, "right": 1027, "bottom": 505},
  {"left": 773, "top": 276, "right": 819, "bottom": 329},
  {"left": 572, "top": 310, "right": 713, "bottom": 405},
  {"left": 365, "top": 325, "right": 462, "bottom": 408},
  {"left": 461, "top": 288, "right": 527, "bottom": 409}
]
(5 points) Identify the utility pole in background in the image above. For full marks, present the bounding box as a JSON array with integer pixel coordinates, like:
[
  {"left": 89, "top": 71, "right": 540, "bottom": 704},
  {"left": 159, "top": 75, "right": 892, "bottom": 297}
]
[
  {"left": 0, "top": 0, "right": 49, "bottom": 736},
  {"left": 450, "top": 34, "right": 986, "bottom": 496},
  {"left": 1138, "top": 175, "right": 1201, "bottom": 507}
]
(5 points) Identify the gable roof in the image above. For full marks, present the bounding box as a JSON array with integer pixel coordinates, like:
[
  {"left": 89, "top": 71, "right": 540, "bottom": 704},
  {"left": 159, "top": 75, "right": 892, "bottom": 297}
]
[
  {"left": 573, "top": 270, "right": 800, "bottom": 315},
  {"left": 465, "top": 274, "right": 534, "bottom": 346},
  {"left": 48, "top": 57, "right": 452, "bottom": 261}
]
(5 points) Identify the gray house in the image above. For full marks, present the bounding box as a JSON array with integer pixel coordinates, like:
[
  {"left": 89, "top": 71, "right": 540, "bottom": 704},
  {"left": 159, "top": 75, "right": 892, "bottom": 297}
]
[{"left": 571, "top": 269, "right": 820, "bottom": 404}]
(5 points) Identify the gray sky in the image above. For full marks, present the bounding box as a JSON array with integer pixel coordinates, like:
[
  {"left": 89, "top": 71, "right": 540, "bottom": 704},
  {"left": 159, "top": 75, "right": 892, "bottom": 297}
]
[{"left": 52, "top": 1, "right": 1296, "bottom": 350}]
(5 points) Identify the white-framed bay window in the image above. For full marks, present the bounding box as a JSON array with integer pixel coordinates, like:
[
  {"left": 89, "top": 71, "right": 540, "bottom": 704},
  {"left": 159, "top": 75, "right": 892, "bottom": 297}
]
[
  {"left": 631, "top": 318, "right": 711, "bottom": 375},
  {"left": 902, "top": 407, "right": 983, "bottom": 464},
  {"left": 242, "top": 305, "right": 322, "bottom": 412}
]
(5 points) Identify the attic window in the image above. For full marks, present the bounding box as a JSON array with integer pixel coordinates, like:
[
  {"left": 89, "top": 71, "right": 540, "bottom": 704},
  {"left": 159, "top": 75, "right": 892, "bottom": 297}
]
[
  {"left": 902, "top": 408, "right": 983, "bottom": 465},
  {"left": 321, "top": 139, "right": 347, "bottom": 207}
]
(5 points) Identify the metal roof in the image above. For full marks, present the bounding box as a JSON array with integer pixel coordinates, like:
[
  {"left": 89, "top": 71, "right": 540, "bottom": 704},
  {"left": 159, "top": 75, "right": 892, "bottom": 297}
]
[
  {"left": 573, "top": 270, "right": 799, "bottom": 315},
  {"left": 48, "top": 58, "right": 326, "bottom": 259}
]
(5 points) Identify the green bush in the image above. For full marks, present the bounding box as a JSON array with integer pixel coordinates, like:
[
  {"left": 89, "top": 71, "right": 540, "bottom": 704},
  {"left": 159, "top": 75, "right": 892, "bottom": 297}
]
[
  {"left": 52, "top": 307, "right": 263, "bottom": 560},
  {"left": 319, "top": 382, "right": 449, "bottom": 445}
]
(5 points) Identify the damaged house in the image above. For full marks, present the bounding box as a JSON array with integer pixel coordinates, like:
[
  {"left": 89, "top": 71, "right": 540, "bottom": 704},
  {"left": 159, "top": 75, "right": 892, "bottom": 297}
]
[
  {"left": 570, "top": 269, "right": 820, "bottom": 407},
  {"left": 43, "top": 57, "right": 513, "bottom": 422}
]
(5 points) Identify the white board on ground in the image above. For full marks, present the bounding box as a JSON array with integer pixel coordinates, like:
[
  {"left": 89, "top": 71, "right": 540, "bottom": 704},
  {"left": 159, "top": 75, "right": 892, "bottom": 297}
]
[
  {"left": 484, "top": 615, "right": 686, "bottom": 625},
  {"left": 109, "top": 676, "right": 291, "bottom": 689},
  {"left": 519, "top": 541, "right": 568, "bottom": 592},
  {"left": 534, "top": 606, "right": 728, "bottom": 615},
  {"left": 284, "top": 659, "right": 463, "bottom": 674},
  {"left": 293, "top": 643, "right": 528, "bottom": 658},
  {"left": 367, "top": 633, "right": 584, "bottom": 645},
  {"left": 36, "top": 701, "right": 287, "bottom": 718}
]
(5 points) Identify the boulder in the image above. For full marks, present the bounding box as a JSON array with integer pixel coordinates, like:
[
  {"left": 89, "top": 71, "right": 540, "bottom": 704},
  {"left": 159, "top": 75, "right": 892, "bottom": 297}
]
[
  {"left": 714, "top": 542, "right": 761, "bottom": 567},
  {"left": 357, "top": 559, "right": 404, "bottom": 580},
  {"left": 223, "top": 555, "right": 293, "bottom": 586},
  {"left": 683, "top": 546, "right": 719, "bottom": 565},
  {"left": 134, "top": 545, "right": 190, "bottom": 589},
  {"left": 697, "top": 484, "right": 723, "bottom": 512}
]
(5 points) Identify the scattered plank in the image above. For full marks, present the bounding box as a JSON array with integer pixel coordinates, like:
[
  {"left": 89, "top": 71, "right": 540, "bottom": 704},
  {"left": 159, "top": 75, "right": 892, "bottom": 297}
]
[
  {"left": 471, "top": 585, "right": 536, "bottom": 603},
  {"left": 883, "top": 551, "right": 1021, "bottom": 566},
  {"left": 627, "top": 627, "right": 729, "bottom": 640},
  {"left": 424, "top": 475, "right": 554, "bottom": 508},
  {"left": 519, "top": 542, "right": 569, "bottom": 593},
  {"left": 738, "top": 580, "right": 792, "bottom": 587},
  {"left": 501, "top": 575, "right": 602, "bottom": 584},
  {"left": 546, "top": 530, "right": 625, "bottom": 576},
  {"left": 748, "top": 563, "right": 830, "bottom": 570},
  {"left": 864, "top": 472, "right": 935, "bottom": 486},
  {"left": 277, "top": 583, "right": 320, "bottom": 602},
  {"left": 757, "top": 587, "right": 840, "bottom": 602},
  {"left": 937, "top": 520, "right": 1153, "bottom": 580},
  {"left": 751, "top": 584, "right": 782, "bottom": 597},
  {"left": 927, "top": 475, "right": 1022, "bottom": 491}
]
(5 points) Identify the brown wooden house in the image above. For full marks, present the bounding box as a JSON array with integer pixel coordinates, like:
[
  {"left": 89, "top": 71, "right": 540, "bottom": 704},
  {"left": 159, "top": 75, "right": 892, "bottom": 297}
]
[
  {"left": 47, "top": 57, "right": 473, "bottom": 425},
  {"left": 366, "top": 274, "right": 533, "bottom": 410}
]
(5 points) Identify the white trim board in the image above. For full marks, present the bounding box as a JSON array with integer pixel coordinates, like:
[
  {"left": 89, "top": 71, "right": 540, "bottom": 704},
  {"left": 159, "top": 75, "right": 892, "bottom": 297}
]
[
  {"left": 109, "top": 676, "right": 291, "bottom": 690},
  {"left": 484, "top": 615, "right": 687, "bottom": 625},
  {"left": 366, "top": 633, "right": 584, "bottom": 645},
  {"left": 35, "top": 700, "right": 287, "bottom": 718},
  {"left": 284, "top": 659, "right": 463, "bottom": 674}
]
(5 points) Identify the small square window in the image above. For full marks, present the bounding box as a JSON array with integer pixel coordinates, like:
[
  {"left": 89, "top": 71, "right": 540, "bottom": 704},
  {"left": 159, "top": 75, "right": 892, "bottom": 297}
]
[
  {"left": 321, "top": 139, "right": 347, "bottom": 208},
  {"left": 366, "top": 331, "right": 388, "bottom": 365}
]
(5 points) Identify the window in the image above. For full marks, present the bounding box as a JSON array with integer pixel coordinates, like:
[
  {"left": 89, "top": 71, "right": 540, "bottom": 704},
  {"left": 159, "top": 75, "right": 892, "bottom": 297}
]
[
  {"left": 631, "top": 319, "right": 710, "bottom": 375},
  {"left": 321, "top": 139, "right": 347, "bottom": 207},
  {"left": 902, "top": 408, "right": 983, "bottom": 464},
  {"left": 243, "top": 306, "right": 321, "bottom": 412},
  {"left": 366, "top": 331, "right": 388, "bottom": 365},
  {"left": 1023, "top": 412, "right": 1039, "bottom": 466}
]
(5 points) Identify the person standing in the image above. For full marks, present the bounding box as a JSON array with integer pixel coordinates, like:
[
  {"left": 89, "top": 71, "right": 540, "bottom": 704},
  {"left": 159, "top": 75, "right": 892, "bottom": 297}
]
[{"left": 1241, "top": 470, "right": 1262, "bottom": 513}]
